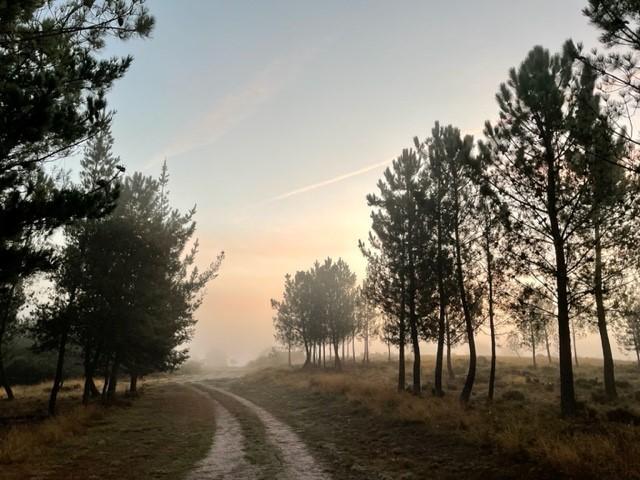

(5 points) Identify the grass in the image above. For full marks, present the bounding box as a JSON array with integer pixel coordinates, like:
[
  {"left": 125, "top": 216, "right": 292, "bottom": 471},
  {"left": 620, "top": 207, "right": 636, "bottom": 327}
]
[
  {"left": 0, "top": 380, "right": 214, "bottom": 479},
  {"left": 239, "top": 355, "right": 640, "bottom": 480}
]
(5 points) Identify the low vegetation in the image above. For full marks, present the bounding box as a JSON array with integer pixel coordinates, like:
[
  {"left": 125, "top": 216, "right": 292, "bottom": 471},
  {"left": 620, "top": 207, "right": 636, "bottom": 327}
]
[
  {"left": 242, "top": 358, "right": 640, "bottom": 479},
  {"left": 0, "top": 380, "right": 214, "bottom": 479}
]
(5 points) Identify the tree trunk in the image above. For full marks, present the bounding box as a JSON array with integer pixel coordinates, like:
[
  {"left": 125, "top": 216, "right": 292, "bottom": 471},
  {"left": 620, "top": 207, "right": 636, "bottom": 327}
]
[
  {"left": 446, "top": 316, "right": 455, "bottom": 379},
  {"left": 434, "top": 301, "right": 446, "bottom": 397},
  {"left": 544, "top": 327, "right": 552, "bottom": 364},
  {"left": 593, "top": 224, "right": 617, "bottom": 400},
  {"left": 322, "top": 342, "right": 326, "bottom": 368},
  {"left": 101, "top": 374, "right": 109, "bottom": 400},
  {"left": 83, "top": 346, "right": 96, "bottom": 404},
  {"left": 531, "top": 327, "right": 537, "bottom": 369},
  {"left": 49, "top": 324, "right": 70, "bottom": 415},
  {"left": 352, "top": 335, "right": 356, "bottom": 364},
  {"left": 0, "top": 344, "right": 14, "bottom": 401},
  {"left": 288, "top": 343, "right": 292, "bottom": 367},
  {"left": 387, "top": 341, "right": 391, "bottom": 362},
  {"left": 571, "top": 317, "right": 579, "bottom": 367},
  {"left": 633, "top": 322, "right": 640, "bottom": 368},
  {"left": 129, "top": 373, "right": 138, "bottom": 395},
  {"left": 487, "top": 241, "right": 496, "bottom": 401},
  {"left": 0, "top": 284, "right": 16, "bottom": 401},
  {"left": 0, "top": 346, "right": 13, "bottom": 401},
  {"left": 408, "top": 299, "right": 421, "bottom": 394},
  {"left": 303, "top": 341, "right": 310, "bottom": 367},
  {"left": 546, "top": 147, "right": 577, "bottom": 416},
  {"left": 455, "top": 220, "right": 475, "bottom": 405},
  {"left": 434, "top": 192, "right": 446, "bottom": 397},
  {"left": 364, "top": 319, "right": 369, "bottom": 364},
  {"left": 398, "top": 294, "right": 406, "bottom": 392},
  {"left": 333, "top": 341, "right": 342, "bottom": 370},
  {"left": 106, "top": 357, "right": 119, "bottom": 402}
]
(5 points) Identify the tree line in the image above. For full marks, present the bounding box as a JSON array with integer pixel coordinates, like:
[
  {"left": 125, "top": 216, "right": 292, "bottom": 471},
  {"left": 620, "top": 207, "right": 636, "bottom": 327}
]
[
  {"left": 272, "top": 258, "right": 378, "bottom": 369},
  {"left": 273, "top": 1, "right": 640, "bottom": 417},
  {"left": 0, "top": 1, "right": 222, "bottom": 415}
]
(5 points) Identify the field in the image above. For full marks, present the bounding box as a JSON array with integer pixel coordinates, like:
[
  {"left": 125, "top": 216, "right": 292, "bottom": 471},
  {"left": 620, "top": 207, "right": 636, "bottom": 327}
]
[
  {"left": 0, "top": 377, "right": 214, "bottom": 479},
  {"left": 0, "top": 356, "right": 639, "bottom": 479},
  {"left": 232, "top": 354, "right": 640, "bottom": 479}
]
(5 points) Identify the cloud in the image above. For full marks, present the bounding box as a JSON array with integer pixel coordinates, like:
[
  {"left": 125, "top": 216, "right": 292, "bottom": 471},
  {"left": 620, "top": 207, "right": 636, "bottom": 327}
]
[{"left": 144, "top": 41, "right": 330, "bottom": 171}]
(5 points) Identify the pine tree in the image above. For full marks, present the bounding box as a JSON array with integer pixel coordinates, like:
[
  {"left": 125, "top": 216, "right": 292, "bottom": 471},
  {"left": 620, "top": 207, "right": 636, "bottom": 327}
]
[{"left": 485, "top": 46, "right": 597, "bottom": 416}]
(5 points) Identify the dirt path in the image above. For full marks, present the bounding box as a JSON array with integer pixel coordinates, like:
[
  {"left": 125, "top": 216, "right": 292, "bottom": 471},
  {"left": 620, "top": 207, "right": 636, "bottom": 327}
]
[
  {"left": 187, "top": 387, "right": 257, "bottom": 479},
  {"left": 189, "top": 382, "right": 330, "bottom": 480}
]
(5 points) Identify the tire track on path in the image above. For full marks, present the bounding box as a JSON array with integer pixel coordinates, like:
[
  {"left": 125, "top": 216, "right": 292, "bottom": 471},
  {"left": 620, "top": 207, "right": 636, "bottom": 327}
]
[
  {"left": 186, "top": 385, "right": 258, "bottom": 480},
  {"left": 197, "top": 382, "right": 331, "bottom": 480}
]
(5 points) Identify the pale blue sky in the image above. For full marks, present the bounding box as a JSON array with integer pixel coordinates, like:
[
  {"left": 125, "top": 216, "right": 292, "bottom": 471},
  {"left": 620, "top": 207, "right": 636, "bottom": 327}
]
[{"left": 101, "top": 1, "right": 606, "bottom": 362}]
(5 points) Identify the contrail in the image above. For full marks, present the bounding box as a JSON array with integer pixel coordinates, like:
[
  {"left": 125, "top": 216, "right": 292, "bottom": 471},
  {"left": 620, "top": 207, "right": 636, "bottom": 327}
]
[
  {"left": 268, "top": 159, "right": 391, "bottom": 202},
  {"left": 231, "top": 158, "right": 392, "bottom": 224}
]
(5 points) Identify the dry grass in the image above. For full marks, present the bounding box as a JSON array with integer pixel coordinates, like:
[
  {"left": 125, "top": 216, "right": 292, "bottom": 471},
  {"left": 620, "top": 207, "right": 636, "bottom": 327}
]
[
  {"left": 0, "top": 404, "right": 104, "bottom": 464},
  {"left": 0, "top": 382, "right": 215, "bottom": 479},
  {"left": 251, "top": 356, "right": 640, "bottom": 479}
]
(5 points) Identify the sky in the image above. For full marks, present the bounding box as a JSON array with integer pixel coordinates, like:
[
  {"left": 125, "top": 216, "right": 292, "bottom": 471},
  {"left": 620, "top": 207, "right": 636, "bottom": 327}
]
[{"left": 97, "top": 0, "right": 627, "bottom": 364}]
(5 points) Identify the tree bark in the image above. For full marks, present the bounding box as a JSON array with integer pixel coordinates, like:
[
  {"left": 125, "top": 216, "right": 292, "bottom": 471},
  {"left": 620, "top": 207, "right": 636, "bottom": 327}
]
[
  {"left": 408, "top": 296, "right": 421, "bottom": 394},
  {"left": 49, "top": 324, "right": 70, "bottom": 416},
  {"left": 446, "top": 316, "right": 455, "bottom": 379},
  {"left": 593, "top": 223, "right": 617, "bottom": 400},
  {"left": 364, "top": 318, "right": 369, "bottom": 364},
  {"left": 434, "top": 185, "right": 446, "bottom": 397},
  {"left": 398, "top": 296, "right": 406, "bottom": 392},
  {"left": 106, "top": 357, "right": 119, "bottom": 402},
  {"left": 571, "top": 317, "right": 579, "bottom": 367},
  {"left": 531, "top": 325, "right": 537, "bottom": 369},
  {"left": 633, "top": 321, "right": 640, "bottom": 368},
  {"left": 487, "top": 239, "right": 496, "bottom": 401},
  {"left": 0, "top": 343, "right": 14, "bottom": 401},
  {"left": 544, "top": 327, "right": 552, "bottom": 364},
  {"left": 333, "top": 341, "right": 342, "bottom": 370},
  {"left": 129, "top": 373, "right": 138, "bottom": 395},
  {"left": 0, "top": 288, "right": 15, "bottom": 401},
  {"left": 455, "top": 217, "right": 475, "bottom": 405},
  {"left": 352, "top": 335, "right": 356, "bottom": 364},
  {"left": 322, "top": 342, "right": 326, "bottom": 368},
  {"left": 303, "top": 341, "right": 311, "bottom": 367},
  {"left": 545, "top": 145, "right": 577, "bottom": 416}
]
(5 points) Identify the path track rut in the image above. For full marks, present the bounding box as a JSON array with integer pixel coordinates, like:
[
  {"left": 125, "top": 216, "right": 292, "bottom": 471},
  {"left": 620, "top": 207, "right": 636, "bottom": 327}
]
[{"left": 187, "top": 382, "right": 330, "bottom": 480}]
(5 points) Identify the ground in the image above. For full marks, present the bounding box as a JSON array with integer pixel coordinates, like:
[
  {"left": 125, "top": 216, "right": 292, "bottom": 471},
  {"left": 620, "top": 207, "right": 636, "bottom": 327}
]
[
  {"left": 1, "top": 356, "right": 639, "bottom": 479},
  {"left": 0, "top": 379, "right": 214, "bottom": 479}
]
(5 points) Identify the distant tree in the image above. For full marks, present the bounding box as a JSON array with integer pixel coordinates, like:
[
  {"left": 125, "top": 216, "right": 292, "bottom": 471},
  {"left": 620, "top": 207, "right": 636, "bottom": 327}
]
[
  {"left": 509, "top": 286, "right": 553, "bottom": 369},
  {"left": 435, "top": 125, "right": 480, "bottom": 405},
  {"left": 355, "top": 285, "right": 378, "bottom": 364},
  {"left": 272, "top": 296, "right": 296, "bottom": 367},
  {"left": 362, "top": 149, "right": 433, "bottom": 394},
  {"left": 415, "top": 123, "right": 455, "bottom": 397},
  {"left": 272, "top": 258, "right": 357, "bottom": 370},
  {"left": 614, "top": 283, "right": 640, "bottom": 367},
  {"left": 474, "top": 151, "right": 510, "bottom": 400}
]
